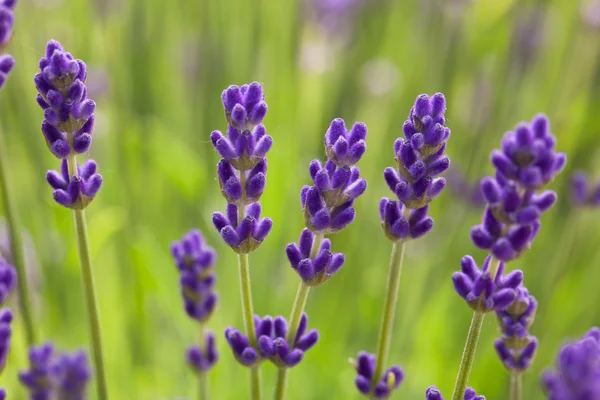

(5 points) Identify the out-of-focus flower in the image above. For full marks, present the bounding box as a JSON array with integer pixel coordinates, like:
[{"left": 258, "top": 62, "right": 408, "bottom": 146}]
[
  {"left": 510, "top": 6, "right": 547, "bottom": 73},
  {"left": 360, "top": 59, "right": 400, "bottom": 97},
  {"left": 581, "top": 0, "right": 600, "bottom": 30},
  {"left": 0, "top": 258, "right": 15, "bottom": 304},
  {"left": 187, "top": 332, "right": 218, "bottom": 374},
  {"left": 0, "top": 309, "right": 12, "bottom": 372},
  {"left": 446, "top": 167, "right": 485, "bottom": 208},
  {"left": 570, "top": 171, "right": 600, "bottom": 208}
]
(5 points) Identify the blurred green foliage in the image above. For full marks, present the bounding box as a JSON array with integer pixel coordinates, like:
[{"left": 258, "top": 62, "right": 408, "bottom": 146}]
[{"left": 1, "top": 0, "right": 600, "bottom": 398}]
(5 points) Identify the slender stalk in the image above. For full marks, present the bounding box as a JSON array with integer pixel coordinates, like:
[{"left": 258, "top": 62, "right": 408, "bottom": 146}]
[
  {"left": 510, "top": 372, "right": 522, "bottom": 400},
  {"left": 274, "top": 233, "right": 324, "bottom": 400},
  {"left": 371, "top": 241, "right": 406, "bottom": 389},
  {"left": 0, "top": 125, "right": 36, "bottom": 346},
  {"left": 66, "top": 155, "right": 108, "bottom": 400},
  {"left": 236, "top": 170, "right": 261, "bottom": 400}
]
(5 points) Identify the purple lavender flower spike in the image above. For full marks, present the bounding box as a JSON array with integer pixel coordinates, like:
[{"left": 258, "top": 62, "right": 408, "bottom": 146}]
[
  {"left": 452, "top": 255, "right": 522, "bottom": 313},
  {"left": 171, "top": 229, "right": 218, "bottom": 323},
  {"left": 221, "top": 82, "right": 268, "bottom": 132},
  {"left": 46, "top": 159, "right": 102, "bottom": 210},
  {"left": 213, "top": 203, "right": 273, "bottom": 254},
  {"left": 324, "top": 118, "right": 368, "bottom": 166},
  {"left": 54, "top": 350, "right": 90, "bottom": 400},
  {"left": 542, "top": 327, "right": 600, "bottom": 400},
  {"left": 0, "top": 308, "right": 12, "bottom": 372},
  {"left": 224, "top": 315, "right": 272, "bottom": 367},
  {"left": 19, "top": 343, "right": 56, "bottom": 399},
  {"left": 353, "top": 351, "right": 403, "bottom": 399},
  {"left": 35, "top": 40, "right": 96, "bottom": 158},
  {"left": 187, "top": 331, "right": 219, "bottom": 374},
  {"left": 0, "top": 258, "right": 15, "bottom": 304},
  {"left": 571, "top": 171, "right": 600, "bottom": 208},
  {"left": 286, "top": 228, "right": 345, "bottom": 286},
  {"left": 425, "top": 386, "right": 485, "bottom": 400}
]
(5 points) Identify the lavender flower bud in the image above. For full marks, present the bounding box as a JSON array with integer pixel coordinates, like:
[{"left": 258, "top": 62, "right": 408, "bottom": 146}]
[
  {"left": 452, "top": 255, "right": 522, "bottom": 313},
  {"left": 19, "top": 343, "right": 57, "bottom": 398},
  {"left": 224, "top": 315, "right": 274, "bottom": 367},
  {"left": 54, "top": 351, "right": 91, "bottom": 400},
  {"left": 0, "top": 258, "right": 15, "bottom": 304},
  {"left": 221, "top": 82, "right": 268, "bottom": 132},
  {"left": 0, "top": 55, "right": 14, "bottom": 90},
  {"left": 171, "top": 229, "right": 218, "bottom": 323},
  {"left": 379, "top": 198, "right": 433, "bottom": 242},
  {"left": 0, "top": 308, "right": 12, "bottom": 372},
  {"left": 187, "top": 331, "right": 219, "bottom": 374},
  {"left": 35, "top": 40, "right": 96, "bottom": 158},
  {"left": 353, "top": 351, "right": 403, "bottom": 399},
  {"left": 570, "top": 171, "right": 600, "bottom": 208},
  {"left": 211, "top": 125, "right": 273, "bottom": 172},
  {"left": 542, "top": 327, "right": 600, "bottom": 399},
  {"left": 212, "top": 203, "right": 272, "bottom": 254},
  {"left": 286, "top": 228, "right": 345, "bottom": 286},
  {"left": 46, "top": 159, "right": 102, "bottom": 210},
  {"left": 324, "top": 119, "right": 367, "bottom": 166},
  {"left": 425, "top": 386, "right": 485, "bottom": 400}
]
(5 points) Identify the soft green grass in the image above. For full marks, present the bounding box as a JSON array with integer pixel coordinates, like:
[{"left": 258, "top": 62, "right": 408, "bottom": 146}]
[{"left": 1, "top": 0, "right": 600, "bottom": 398}]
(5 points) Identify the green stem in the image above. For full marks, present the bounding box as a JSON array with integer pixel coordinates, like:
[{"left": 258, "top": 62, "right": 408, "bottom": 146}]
[
  {"left": 67, "top": 156, "right": 108, "bottom": 400},
  {"left": 274, "top": 233, "right": 324, "bottom": 400},
  {"left": 371, "top": 241, "right": 406, "bottom": 390},
  {"left": 451, "top": 310, "right": 486, "bottom": 400},
  {"left": 0, "top": 125, "right": 36, "bottom": 346},
  {"left": 510, "top": 372, "right": 522, "bottom": 400}
]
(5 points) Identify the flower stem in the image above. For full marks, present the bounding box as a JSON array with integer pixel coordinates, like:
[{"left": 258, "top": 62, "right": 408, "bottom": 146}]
[
  {"left": 0, "top": 125, "right": 36, "bottom": 346},
  {"left": 510, "top": 372, "right": 522, "bottom": 400},
  {"left": 274, "top": 232, "right": 324, "bottom": 400},
  {"left": 371, "top": 241, "right": 406, "bottom": 390},
  {"left": 451, "top": 310, "right": 485, "bottom": 400},
  {"left": 66, "top": 155, "right": 108, "bottom": 400}
]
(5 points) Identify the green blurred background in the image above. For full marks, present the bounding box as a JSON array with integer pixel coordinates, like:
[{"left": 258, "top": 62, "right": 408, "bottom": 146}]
[{"left": 1, "top": 0, "right": 600, "bottom": 398}]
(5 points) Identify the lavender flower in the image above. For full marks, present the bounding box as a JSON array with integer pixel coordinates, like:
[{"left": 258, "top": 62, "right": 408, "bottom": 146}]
[
  {"left": 542, "top": 327, "right": 600, "bottom": 399},
  {"left": 452, "top": 255, "right": 523, "bottom": 313},
  {"left": 0, "top": 309, "right": 12, "bottom": 372},
  {"left": 446, "top": 167, "right": 485, "bottom": 208},
  {"left": 425, "top": 386, "right": 485, "bottom": 400},
  {"left": 285, "top": 228, "right": 345, "bottom": 286},
  {"left": 301, "top": 118, "right": 368, "bottom": 234},
  {"left": 0, "top": 55, "right": 14, "bottom": 89},
  {"left": 571, "top": 171, "right": 600, "bottom": 208},
  {"left": 20, "top": 343, "right": 91, "bottom": 399},
  {"left": 353, "top": 351, "right": 404, "bottom": 399},
  {"left": 384, "top": 93, "right": 450, "bottom": 210},
  {"left": 495, "top": 286, "right": 538, "bottom": 371},
  {"left": 212, "top": 203, "right": 273, "bottom": 254},
  {"left": 35, "top": 40, "right": 96, "bottom": 159},
  {"left": 46, "top": 159, "right": 102, "bottom": 210},
  {"left": 187, "top": 332, "right": 218, "bottom": 374},
  {"left": 0, "top": 0, "right": 15, "bottom": 48},
  {"left": 171, "top": 229, "right": 218, "bottom": 322},
  {"left": 379, "top": 198, "right": 433, "bottom": 241},
  {"left": 225, "top": 314, "right": 319, "bottom": 368},
  {"left": 0, "top": 257, "right": 15, "bottom": 304},
  {"left": 471, "top": 114, "right": 564, "bottom": 261},
  {"left": 220, "top": 83, "right": 268, "bottom": 132},
  {"left": 0, "top": 388, "right": 5, "bottom": 399}
]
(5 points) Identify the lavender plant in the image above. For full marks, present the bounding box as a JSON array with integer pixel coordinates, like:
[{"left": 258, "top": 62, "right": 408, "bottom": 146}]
[
  {"left": 34, "top": 40, "right": 106, "bottom": 398},
  {"left": 210, "top": 82, "right": 272, "bottom": 399},
  {"left": 451, "top": 114, "right": 565, "bottom": 400},
  {"left": 351, "top": 93, "right": 449, "bottom": 399},
  {"left": 571, "top": 171, "right": 600, "bottom": 208},
  {"left": 171, "top": 229, "right": 219, "bottom": 399},
  {"left": 274, "top": 117, "right": 368, "bottom": 399},
  {"left": 0, "top": 0, "right": 37, "bottom": 348},
  {"left": 426, "top": 386, "right": 486, "bottom": 399}
]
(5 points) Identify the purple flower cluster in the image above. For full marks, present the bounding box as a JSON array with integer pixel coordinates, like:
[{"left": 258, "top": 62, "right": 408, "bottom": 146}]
[
  {"left": 19, "top": 343, "right": 90, "bottom": 399},
  {"left": 301, "top": 118, "right": 367, "bottom": 234},
  {"left": 46, "top": 159, "right": 102, "bottom": 210},
  {"left": 0, "top": 0, "right": 16, "bottom": 89},
  {"left": 471, "top": 115, "right": 565, "bottom": 261},
  {"left": 494, "top": 285, "right": 538, "bottom": 371},
  {"left": 225, "top": 313, "right": 318, "bottom": 368},
  {"left": 425, "top": 386, "right": 485, "bottom": 400},
  {"left": 452, "top": 255, "right": 523, "bottom": 313},
  {"left": 353, "top": 351, "right": 404, "bottom": 399},
  {"left": 211, "top": 83, "right": 273, "bottom": 251},
  {"left": 381, "top": 93, "right": 450, "bottom": 241},
  {"left": 542, "top": 327, "right": 600, "bottom": 399},
  {"left": 286, "top": 228, "right": 345, "bottom": 286},
  {"left": 571, "top": 171, "right": 600, "bottom": 208},
  {"left": 171, "top": 229, "right": 219, "bottom": 374},
  {"left": 0, "top": 257, "right": 15, "bottom": 304},
  {"left": 0, "top": 308, "right": 12, "bottom": 372},
  {"left": 35, "top": 40, "right": 103, "bottom": 209}
]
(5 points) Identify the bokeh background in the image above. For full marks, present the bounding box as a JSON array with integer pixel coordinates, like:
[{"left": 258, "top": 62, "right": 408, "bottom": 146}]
[{"left": 1, "top": 0, "right": 600, "bottom": 398}]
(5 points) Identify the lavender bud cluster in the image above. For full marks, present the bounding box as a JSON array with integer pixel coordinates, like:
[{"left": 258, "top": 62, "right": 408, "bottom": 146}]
[
  {"left": 0, "top": 256, "right": 14, "bottom": 396},
  {"left": 0, "top": 0, "right": 16, "bottom": 89},
  {"left": 354, "top": 352, "right": 404, "bottom": 399},
  {"left": 425, "top": 386, "right": 485, "bottom": 400}
]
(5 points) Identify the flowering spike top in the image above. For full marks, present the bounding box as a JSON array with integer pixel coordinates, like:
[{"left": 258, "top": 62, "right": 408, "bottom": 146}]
[
  {"left": 34, "top": 40, "right": 96, "bottom": 158},
  {"left": 187, "top": 332, "right": 219, "bottom": 374},
  {"left": 286, "top": 228, "right": 345, "bottom": 286},
  {"left": 491, "top": 114, "right": 565, "bottom": 190},
  {"left": 212, "top": 203, "right": 273, "bottom": 254},
  {"left": 384, "top": 93, "right": 450, "bottom": 210},
  {"left": 452, "top": 255, "right": 523, "bottom": 313},
  {"left": 542, "top": 327, "right": 600, "bottom": 400},
  {"left": 0, "top": 257, "right": 15, "bottom": 304},
  {"left": 324, "top": 118, "right": 367, "bottom": 166},
  {"left": 353, "top": 351, "right": 404, "bottom": 399},
  {"left": 46, "top": 159, "right": 102, "bottom": 210},
  {"left": 425, "top": 386, "right": 485, "bottom": 400},
  {"left": 494, "top": 285, "right": 538, "bottom": 372},
  {"left": 221, "top": 82, "right": 268, "bottom": 132},
  {"left": 0, "top": 308, "right": 12, "bottom": 372},
  {"left": 171, "top": 229, "right": 218, "bottom": 323},
  {"left": 571, "top": 171, "right": 600, "bottom": 208}
]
